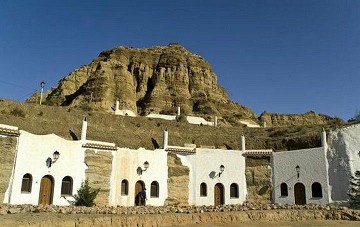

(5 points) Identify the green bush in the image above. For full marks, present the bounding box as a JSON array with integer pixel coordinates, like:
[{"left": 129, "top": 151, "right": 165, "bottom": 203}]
[
  {"left": 349, "top": 170, "right": 360, "bottom": 209},
  {"left": 73, "top": 180, "right": 100, "bottom": 207},
  {"left": 176, "top": 114, "right": 187, "bottom": 123},
  {"left": 10, "top": 107, "right": 26, "bottom": 118}
]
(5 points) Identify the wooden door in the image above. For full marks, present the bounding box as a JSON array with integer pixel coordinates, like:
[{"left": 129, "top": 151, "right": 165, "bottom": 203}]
[
  {"left": 134, "top": 181, "right": 144, "bottom": 206},
  {"left": 214, "top": 183, "right": 224, "bottom": 206},
  {"left": 38, "top": 175, "right": 54, "bottom": 205},
  {"left": 294, "top": 183, "right": 306, "bottom": 205}
]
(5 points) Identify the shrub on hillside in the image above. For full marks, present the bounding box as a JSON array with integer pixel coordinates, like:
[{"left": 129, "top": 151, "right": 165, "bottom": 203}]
[
  {"left": 10, "top": 107, "right": 26, "bottom": 118},
  {"left": 73, "top": 180, "right": 100, "bottom": 207}
]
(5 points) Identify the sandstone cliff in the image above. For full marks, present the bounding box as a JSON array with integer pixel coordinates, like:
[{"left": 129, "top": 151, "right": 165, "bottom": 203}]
[
  {"left": 259, "top": 111, "right": 343, "bottom": 127},
  {"left": 31, "top": 43, "right": 255, "bottom": 120}
]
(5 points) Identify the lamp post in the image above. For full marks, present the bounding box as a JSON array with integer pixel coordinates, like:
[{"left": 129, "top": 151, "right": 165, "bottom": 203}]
[
  {"left": 219, "top": 165, "right": 225, "bottom": 177},
  {"left": 295, "top": 165, "right": 300, "bottom": 179},
  {"left": 139, "top": 161, "right": 149, "bottom": 175},
  {"left": 40, "top": 81, "right": 45, "bottom": 105},
  {"left": 46, "top": 151, "right": 60, "bottom": 168}
]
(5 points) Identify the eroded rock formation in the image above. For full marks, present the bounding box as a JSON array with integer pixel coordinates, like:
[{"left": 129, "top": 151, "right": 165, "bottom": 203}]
[
  {"left": 259, "top": 111, "right": 343, "bottom": 127},
  {"left": 29, "top": 43, "right": 255, "bottom": 120}
]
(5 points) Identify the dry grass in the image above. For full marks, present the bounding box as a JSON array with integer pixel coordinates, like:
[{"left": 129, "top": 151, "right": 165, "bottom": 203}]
[{"left": 0, "top": 99, "right": 343, "bottom": 151}]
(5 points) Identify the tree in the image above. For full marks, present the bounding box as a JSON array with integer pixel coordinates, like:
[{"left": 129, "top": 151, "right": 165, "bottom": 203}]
[
  {"left": 348, "top": 171, "right": 360, "bottom": 209},
  {"left": 73, "top": 179, "right": 100, "bottom": 207}
]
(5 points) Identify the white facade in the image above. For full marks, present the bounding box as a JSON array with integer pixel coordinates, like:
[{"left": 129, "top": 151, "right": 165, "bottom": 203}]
[
  {"left": 272, "top": 124, "right": 360, "bottom": 205},
  {"left": 111, "top": 147, "right": 168, "bottom": 206},
  {"left": 145, "top": 114, "right": 215, "bottom": 126},
  {"left": 176, "top": 148, "right": 247, "bottom": 206},
  {"left": 271, "top": 147, "right": 331, "bottom": 205},
  {"left": 327, "top": 124, "right": 360, "bottom": 204},
  {"left": 4, "top": 131, "right": 87, "bottom": 205}
]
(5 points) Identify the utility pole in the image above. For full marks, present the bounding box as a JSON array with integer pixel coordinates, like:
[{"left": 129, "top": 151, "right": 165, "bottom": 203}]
[{"left": 40, "top": 81, "right": 45, "bottom": 105}]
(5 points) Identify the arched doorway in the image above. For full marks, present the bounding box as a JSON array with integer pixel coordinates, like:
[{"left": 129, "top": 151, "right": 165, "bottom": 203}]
[
  {"left": 38, "top": 175, "right": 54, "bottom": 205},
  {"left": 214, "top": 183, "right": 224, "bottom": 206},
  {"left": 294, "top": 183, "right": 306, "bottom": 205},
  {"left": 134, "top": 180, "right": 145, "bottom": 206}
]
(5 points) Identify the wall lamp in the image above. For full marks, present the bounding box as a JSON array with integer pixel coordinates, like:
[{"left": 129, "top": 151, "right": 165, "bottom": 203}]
[
  {"left": 295, "top": 165, "right": 300, "bottom": 179},
  {"left": 139, "top": 161, "right": 149, "bottom": 175},
  {"left": 219, "top": 165, "right": 225, "bottom": 177},
  {"left": 46, "top": 151, "right": 60, "bottom": 168}
]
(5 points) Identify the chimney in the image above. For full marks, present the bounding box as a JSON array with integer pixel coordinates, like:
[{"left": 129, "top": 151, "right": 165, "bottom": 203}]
[
  {"left": 81, "top": 116, "right": 87, "bottom": 141},
  {"left": 163, "top": 129, "right": 169, "bottom": 149},
  {"left": 241, "top": 134, "right": 246, "bottom": 152},
  {"left": 214, "top": 116, "right": 218, "bottom": 127},
  {"left": 177, "top": 106, "right": 181, "bottom": 116},
  {"left": 321, "top": 128, "right": 327, "bottom": 152},
  {"left": 115, "top": 100, "right": 120, "bottom": 111}
]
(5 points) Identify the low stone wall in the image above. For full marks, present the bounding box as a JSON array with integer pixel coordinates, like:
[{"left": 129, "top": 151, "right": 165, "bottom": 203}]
[
  {"left": 245, "top": 157, "right": 272, "bottom": 203},
  {"left": 0, "top": 203, "right": 359, "bottom": 226},
  {"left": 84, "top": 149, "right": 113, "bottom": 206},
  {"left": 167, "top": 153, "right": 189, "bottom": 205},
  {"left": 0, "top": 137, "right": 17, "bottom": 204}
]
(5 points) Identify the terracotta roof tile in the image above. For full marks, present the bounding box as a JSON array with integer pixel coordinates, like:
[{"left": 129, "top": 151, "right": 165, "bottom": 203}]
[
  {"left": 82, "top": 143, "right": 117, "bottom": 151},
  {"left": 0, "top": 127, "right": 20, "bottom": 137}
]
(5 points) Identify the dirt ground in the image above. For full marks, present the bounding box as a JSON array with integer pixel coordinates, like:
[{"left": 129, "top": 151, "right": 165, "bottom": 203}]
[
  {"left": 177, "top": 220, "right": 359, "bottom": 227},
  {"left": 0, "top": 212, "right": 360, "bottom": 227}
]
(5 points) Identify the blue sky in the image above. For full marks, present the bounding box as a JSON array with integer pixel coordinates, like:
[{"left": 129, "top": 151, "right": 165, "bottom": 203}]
[{"left": 0, "top": 0, "right": 359, "bottom": 120}]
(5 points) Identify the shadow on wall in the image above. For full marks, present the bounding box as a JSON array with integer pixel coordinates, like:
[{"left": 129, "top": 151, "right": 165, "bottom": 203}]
[
  {"left": 69, "top": 130, "right": 78, "bottom": 140},
  {"left": 327, "top": 131, "right": 351, "bottom": 202},
  {"left": 209, "top": 171, "right": 216, "bottom": 179},
  {"left": 151, "top": 138, "right": 160, "bottom": 149}
]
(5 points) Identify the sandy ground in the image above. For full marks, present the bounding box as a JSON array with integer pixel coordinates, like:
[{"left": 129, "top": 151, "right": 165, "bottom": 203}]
[
  {"left": 0, "top": 212, "right": 360, "bottom": 227},
  {"left": 176, "top": 220, "right": 359, "bottom": 227}
]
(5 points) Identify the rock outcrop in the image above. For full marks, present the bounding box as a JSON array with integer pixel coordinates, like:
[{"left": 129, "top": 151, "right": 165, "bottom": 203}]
[
  {"left": 85, "top": 149, "right": 113, "bottom": 206},
  {"left": 167, "top": 153, "right": 189, "bottom": 205},
  {"left": 0, "top": 137, "right": 17, "bottom": 204},
  {"left": 259, "top": 111, "right": 343, "bottom": 127},
  {"left": 28, "top": 43, "right": 255, "bottom": 120}
]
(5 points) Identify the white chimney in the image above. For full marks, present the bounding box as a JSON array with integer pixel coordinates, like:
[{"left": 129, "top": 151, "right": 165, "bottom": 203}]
[
  {"left": 241, "top": 134, "right": 246, "bottom": 152},
  {"left": 177, "top": 106, "right": 181, "bottom": 116},
  {"left": 115, "top": 100, "right": 120, "bottom": 111},
  {"left": 321, "top": 128, "right": 327, "bottom": 152},
  {"left": 81, "top": 116, "right": 87, "bottom": 141},
  {"left": 163, "top": 129, "right": 169, "bottom": 149},
  {"left": 214, "top": 116, "right": 218, "bottom": 127}
]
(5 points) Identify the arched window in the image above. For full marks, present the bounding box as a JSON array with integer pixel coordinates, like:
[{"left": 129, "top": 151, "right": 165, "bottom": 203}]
[
  {"left": 150, "top": 181, "right": 159, "bottom": 198},
  {"left": 61, "top": 176, "right": 73, "bottom": 195},
  {"left": 121, "top": 179, "right": 128, "bottom": 195},
  {"left": 230, "top": 183, "right": 239, "bottom": 198},
  {"left": 21, "top": 173, "right": 32, "bottom": 193},
  {"left": 200, "top": 182, "right": 207, "bottom": 197},
  {"left": 312, "top": 182, "right": 322, "bottom": 198},
  {"left": 280, "top": 183, "right": 288, "bottom": 196}
]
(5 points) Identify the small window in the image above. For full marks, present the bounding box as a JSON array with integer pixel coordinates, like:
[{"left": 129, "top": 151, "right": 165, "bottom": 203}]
[
  {"left": 121, "top": 179, "right": 128, "bottom": 195},
  {"left": 280, "top": 183, "right": 288, "bottom": 196},
  {"left": 200, "top": 183, "right": 207, "bottom": 197},
  {"left": 150, "top": 181, "right": 159, "bottom": 198},
  {"left": 230, "top": 183, "right": 239, "bottom": 198},
  {"left": 21, "top": 173, "right": 32, "bottom": 193},
  {"left": 61, "top": 176, "right": 73, "bottom": 195},
  {"left": 312, "top": 182, "right": 323, "bottom": 198}
]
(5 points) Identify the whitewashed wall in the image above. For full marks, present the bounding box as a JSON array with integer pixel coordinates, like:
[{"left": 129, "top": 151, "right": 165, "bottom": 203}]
[
  {"left": 4, "top": 131, "right": 87, "bottom": 205},
  {"left": 111, "top": 148, "right": 168, "bottom": 206},
  {"left": 271, "top": 147, "right": 330, "bottom": 205},
  {"left": 177, "top": 149, "right": 247, "bottom": 206},
  {"left": 327, "top": 123, "right": 360, "bottom": 203},
  {"left": 115, "top": 109, "right": 136, "bottom": 117}
]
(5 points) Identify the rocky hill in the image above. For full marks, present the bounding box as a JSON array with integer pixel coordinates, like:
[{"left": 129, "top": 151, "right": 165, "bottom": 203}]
[
  {"left": 27, "top": 43, "right": 343, "bottom": 127},
  {"left": 28, "top": 43, "right": 254, "bottom": 121},
  {"left": 259, "top": 111, "right": 343, "bottom": 127}
]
